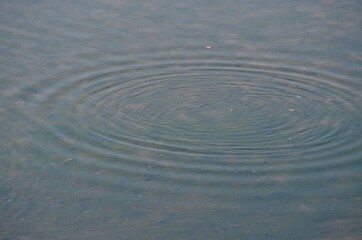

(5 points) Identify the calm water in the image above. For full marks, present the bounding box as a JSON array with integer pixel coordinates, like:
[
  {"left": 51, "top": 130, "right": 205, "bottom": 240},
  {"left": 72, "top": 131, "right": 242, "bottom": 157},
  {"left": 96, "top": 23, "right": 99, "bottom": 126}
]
[{"left": 1, "top": 0, "right": 361, "bottom": 239}]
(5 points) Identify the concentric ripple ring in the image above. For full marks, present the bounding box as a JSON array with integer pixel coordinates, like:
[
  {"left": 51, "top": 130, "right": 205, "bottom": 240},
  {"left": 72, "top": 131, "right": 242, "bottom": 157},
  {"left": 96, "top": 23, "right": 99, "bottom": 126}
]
[{"left": 19, "top": 48, "right": 362, "bottom": 195}]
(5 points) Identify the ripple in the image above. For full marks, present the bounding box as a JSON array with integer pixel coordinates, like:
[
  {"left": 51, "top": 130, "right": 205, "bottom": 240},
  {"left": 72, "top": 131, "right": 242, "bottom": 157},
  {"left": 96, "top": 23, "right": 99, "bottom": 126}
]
[{"left": 19, "top": 47, "right": 362, "bottom": 196}]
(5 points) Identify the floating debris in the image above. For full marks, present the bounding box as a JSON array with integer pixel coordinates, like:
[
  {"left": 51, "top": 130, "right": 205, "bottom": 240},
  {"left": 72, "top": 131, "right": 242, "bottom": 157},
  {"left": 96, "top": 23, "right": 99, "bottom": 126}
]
[{"left": 296, "top": 95, "right": 303, "bottom": 99}]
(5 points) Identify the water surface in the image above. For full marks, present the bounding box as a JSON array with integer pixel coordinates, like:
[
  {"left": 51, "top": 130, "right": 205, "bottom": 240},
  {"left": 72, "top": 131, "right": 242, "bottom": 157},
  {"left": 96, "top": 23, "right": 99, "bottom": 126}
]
[{"left": 1, "top": 0, "right": 361, "bottom": 239}]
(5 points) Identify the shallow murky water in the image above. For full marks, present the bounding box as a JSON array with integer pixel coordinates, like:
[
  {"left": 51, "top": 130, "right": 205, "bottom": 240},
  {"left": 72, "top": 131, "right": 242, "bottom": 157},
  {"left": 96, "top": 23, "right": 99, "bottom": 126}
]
[{"left": 1, "top": 0, "right": 361, "bottom": 239}]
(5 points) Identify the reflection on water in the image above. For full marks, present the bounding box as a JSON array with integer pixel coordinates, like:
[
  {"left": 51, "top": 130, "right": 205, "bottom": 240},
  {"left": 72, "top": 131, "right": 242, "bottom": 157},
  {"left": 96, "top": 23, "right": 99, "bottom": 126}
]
[{"left": 1, "top": 0, "right": 361, "bottom": 239}]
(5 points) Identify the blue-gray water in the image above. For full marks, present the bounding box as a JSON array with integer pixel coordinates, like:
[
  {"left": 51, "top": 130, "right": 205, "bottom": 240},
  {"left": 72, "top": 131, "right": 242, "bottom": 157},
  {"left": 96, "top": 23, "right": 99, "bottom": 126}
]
[{"left": 1, "top": 0, "right": 361, "bottom": 239}]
